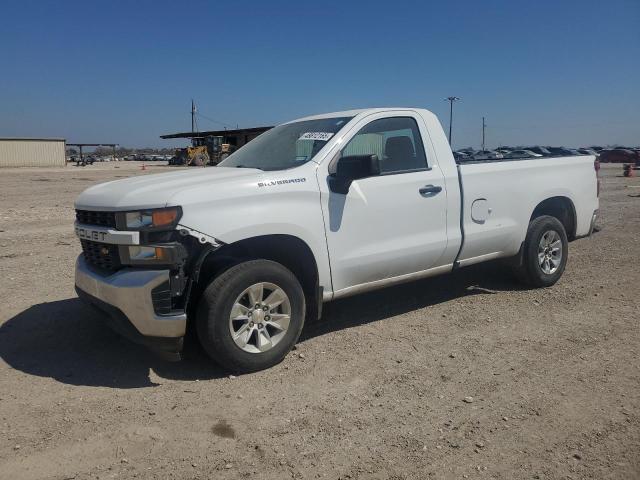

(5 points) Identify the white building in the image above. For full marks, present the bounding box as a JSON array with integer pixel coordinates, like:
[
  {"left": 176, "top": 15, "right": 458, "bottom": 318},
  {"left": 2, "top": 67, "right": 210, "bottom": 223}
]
[{"left": 0, "top": 137, "right": 66, "bottom": 168}]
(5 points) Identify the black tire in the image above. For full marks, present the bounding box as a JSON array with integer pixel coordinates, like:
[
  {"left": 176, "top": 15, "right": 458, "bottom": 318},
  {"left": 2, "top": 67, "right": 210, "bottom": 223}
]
[
  {"left": 196, "top": 260, "right": 305, "bottom": 373},
  {"left": 514, "top": 215, "right": 568, "bottom": 288}
]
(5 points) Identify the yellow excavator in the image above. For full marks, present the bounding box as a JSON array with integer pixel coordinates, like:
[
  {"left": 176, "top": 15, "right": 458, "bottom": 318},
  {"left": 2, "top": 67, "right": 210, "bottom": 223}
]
[
  {"left": 171, "top": 145, "right": 209, "bottom": 166},
  {"left": 170, "top": 137, "right": 237, "bottom": 166}
]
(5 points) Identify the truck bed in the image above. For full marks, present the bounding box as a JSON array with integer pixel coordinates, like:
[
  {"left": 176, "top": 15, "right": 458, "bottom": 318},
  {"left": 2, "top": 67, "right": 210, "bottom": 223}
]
[
  {"left": 455, "top": 155, "right": 598, "bottom": 266},
  {"left": 455, "top": 153, "right": 592, "bottom": 165}
]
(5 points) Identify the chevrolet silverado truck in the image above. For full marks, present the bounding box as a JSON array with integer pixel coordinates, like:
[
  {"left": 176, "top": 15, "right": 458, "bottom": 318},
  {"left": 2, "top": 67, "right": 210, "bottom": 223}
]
[{"left": 74, "top": 108, "right": 599, "bottom": 372}]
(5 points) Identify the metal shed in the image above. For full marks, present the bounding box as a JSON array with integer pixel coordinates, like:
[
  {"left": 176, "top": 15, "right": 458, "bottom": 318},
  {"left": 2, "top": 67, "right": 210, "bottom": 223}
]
[{"left": 0, "top": 138, "right": 66, "bottom": 168}]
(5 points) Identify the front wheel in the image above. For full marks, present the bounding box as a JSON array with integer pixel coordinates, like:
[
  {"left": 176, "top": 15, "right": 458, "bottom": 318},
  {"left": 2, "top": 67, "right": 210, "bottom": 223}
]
[
  {"left": 196, "top": 260, "right": 305, "bottom": 373},
  {"left": 514, "top": 215, "right": 568, "bottom": 287}
]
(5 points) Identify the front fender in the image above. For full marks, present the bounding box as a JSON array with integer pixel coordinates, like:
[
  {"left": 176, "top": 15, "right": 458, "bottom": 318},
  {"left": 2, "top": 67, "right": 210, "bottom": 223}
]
[{"left": 172, "top": 182, "right": 332, "bottom": 296}]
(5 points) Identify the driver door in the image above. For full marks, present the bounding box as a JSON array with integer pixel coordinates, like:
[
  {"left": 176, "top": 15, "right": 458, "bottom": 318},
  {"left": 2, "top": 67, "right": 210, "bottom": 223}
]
[{"left": 320, "top": 113, "right": 448, "bottom": 295}]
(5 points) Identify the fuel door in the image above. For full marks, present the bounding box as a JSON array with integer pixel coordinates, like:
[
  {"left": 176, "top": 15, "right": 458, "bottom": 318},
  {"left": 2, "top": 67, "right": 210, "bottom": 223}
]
[{"left": 471, "top": 198, "right": 491, "bottom": 224}]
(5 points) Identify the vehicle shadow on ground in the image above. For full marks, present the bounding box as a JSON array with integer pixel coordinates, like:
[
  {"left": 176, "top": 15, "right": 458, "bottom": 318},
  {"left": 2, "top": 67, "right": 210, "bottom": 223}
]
[
  {"left": 302, "top": 261, "right": 524, "bottom": 342},
  {"left": 1, "top": 262, "right": 523, "bottom": 389},
  {"left": 0, "top": 298, "right": 226, "bottom": 388}
]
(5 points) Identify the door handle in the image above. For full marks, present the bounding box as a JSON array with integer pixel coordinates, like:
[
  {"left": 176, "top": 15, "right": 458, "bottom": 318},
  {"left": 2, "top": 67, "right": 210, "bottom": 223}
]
[{"left": 419, "top": 185, "right": 442, "bottom": 195}]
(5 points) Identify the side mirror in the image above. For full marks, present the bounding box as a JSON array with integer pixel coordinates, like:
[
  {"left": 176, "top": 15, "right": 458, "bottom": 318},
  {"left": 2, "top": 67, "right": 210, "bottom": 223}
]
[{"left": 328, "top": 154, "right": 380, "bottom": 194}]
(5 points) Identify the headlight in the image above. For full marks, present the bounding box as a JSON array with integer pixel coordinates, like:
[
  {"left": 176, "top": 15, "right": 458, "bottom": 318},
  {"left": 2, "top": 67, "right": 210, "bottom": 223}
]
[
  {"left": 125, "top": 211, "right": 153, "bottom": 229},
  {"left": 117, "top": 206, "right": 182, "bottom": 231}
]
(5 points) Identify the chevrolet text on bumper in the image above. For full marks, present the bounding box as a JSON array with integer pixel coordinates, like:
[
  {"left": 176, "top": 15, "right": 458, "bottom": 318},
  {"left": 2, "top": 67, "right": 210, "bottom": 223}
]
[
  {"left": 75, "top": 223, "right": 140, "bottom": 245},
  {"left": 74, "top": 107, "right": 600, "bottom": 373}
]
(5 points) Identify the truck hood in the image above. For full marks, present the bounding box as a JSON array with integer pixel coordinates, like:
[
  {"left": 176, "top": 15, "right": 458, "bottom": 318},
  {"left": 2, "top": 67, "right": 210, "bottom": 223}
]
[{"left": 75, "top": 167, "right": 262, "bottom": 211}]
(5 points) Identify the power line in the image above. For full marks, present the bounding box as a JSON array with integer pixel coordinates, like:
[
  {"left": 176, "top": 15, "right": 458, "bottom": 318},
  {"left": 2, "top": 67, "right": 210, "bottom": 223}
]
[
  {"left": 187, "top": 99, "right": 235, "bottom": 131},
  {"left": 195, "top": 112, "right": 235, "bottom": 129}
]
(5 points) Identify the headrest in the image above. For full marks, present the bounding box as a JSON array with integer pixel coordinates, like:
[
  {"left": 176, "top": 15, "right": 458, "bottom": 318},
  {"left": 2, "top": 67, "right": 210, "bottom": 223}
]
[{"left": 385, "top": 136, "right": 415, "bottom": 160}]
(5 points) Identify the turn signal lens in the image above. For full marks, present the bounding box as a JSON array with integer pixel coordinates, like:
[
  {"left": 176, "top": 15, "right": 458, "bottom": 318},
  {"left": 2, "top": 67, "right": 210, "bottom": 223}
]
[
  {"left": 155, "top": 246, "right": 169, "bottom": 260},
  {"left": 152, "top": 208, "right": 179, "bottom": 227}
]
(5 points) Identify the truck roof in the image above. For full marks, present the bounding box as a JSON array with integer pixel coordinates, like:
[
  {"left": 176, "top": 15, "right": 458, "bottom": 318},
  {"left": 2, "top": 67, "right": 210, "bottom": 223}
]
[{"left": 287, "top": 107, "right": 435, "bottom": 124}]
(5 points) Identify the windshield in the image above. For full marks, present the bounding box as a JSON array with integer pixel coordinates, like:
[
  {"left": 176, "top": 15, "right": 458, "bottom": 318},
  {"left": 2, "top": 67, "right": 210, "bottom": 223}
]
[{"left": 219, "top": 116, "right": 353, "bottom": 171}]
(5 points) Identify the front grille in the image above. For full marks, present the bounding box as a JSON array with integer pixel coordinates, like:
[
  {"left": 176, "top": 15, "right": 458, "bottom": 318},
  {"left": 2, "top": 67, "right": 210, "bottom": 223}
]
[
  {"left": 76, "top": 210, "right": 117, "bottom": 228},
  {"left": 80, "top": 239, "right": 122, "bottom": 272}
]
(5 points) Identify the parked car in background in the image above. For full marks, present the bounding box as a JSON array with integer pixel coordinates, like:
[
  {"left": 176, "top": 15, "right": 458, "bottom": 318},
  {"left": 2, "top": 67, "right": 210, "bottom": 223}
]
[
  {"left": 472, "top": 150, "right": 504, "bottom": 160},
  {"left": 495, "top": 148, "right": 513, "bottom": 156},
  {"left": 578, "top": 148, "right": 599, "bottom": 156},
  {"left": 504, "top": 149, "right": 542, "bottom": 159},
  {"left": 527, "top": 146, "right": 552, "bottom": 156},
  {"left": 73, "top": 156, "right": 95, "bottom": 166},
  {"left": 457, "top": 147, "right": 475, "bottom": 155},
  {"left": 523, "top": 149, "right": 543, "bottom": 157},
  {"left": 599, "top": 148, "right": 639, "bottom": 163},
  {"left": 453, "top": 150, "right": 473, "bottom": 162},
  {"left": 547, "top": 147, "right": 577, "bottom": 157}
]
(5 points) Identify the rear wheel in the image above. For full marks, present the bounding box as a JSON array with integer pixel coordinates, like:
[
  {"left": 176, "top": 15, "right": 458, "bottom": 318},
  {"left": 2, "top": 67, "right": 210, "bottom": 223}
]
[
  {"left": 196, "top": 260, "right": 305, "bottom": 373},
  {"left": 514, "top": 215, "right": 568, "bottom": 287}
]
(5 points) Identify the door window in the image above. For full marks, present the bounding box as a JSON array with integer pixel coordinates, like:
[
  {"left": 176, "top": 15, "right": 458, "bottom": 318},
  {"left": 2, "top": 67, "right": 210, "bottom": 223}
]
[{"left": 342, "top": 117, "right": 428, "bottom": 174}]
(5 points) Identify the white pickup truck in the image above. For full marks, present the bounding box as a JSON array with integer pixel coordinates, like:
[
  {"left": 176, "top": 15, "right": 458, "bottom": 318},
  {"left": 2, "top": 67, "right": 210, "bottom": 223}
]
[{"left": 74, "top": 108, "right": 599, "bottom": 372}]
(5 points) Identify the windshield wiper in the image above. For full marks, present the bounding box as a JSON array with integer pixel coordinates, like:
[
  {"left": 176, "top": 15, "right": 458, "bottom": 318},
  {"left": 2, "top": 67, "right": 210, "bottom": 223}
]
[{"left": 234, "top": 165, "right": 262, "bottom": 170}]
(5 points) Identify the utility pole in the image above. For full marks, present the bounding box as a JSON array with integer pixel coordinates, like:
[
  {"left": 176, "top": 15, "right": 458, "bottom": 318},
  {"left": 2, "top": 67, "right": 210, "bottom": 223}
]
[
  {"left": 445, "top": 96, "right": 460, "bottom": 147},
  {"left": 191, "top": 99, "right": 196, "bottom": 133},
  {"left": 482, "top": 116, "right": 486, "bottom": 151}
]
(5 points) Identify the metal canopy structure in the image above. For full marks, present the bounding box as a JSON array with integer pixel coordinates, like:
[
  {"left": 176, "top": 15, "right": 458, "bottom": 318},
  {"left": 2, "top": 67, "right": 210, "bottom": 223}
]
[
  {"left": 66, "top": 143, "right": 119, "bottom": 165},
  {"left": 160, "top": 126, "right": 272, "bottom": 140},
  {"left": 160, "top": 127, "right": 272, "bottom": 151}
]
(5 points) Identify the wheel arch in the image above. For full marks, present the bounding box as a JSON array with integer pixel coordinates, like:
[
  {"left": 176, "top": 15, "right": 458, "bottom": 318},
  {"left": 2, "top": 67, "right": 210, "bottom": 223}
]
[
  {"left": 530, "top": 196, "right": 577, "bottom": 240},
  {"left": 188, "top": 234, "right": 322, "bottom": 322}
]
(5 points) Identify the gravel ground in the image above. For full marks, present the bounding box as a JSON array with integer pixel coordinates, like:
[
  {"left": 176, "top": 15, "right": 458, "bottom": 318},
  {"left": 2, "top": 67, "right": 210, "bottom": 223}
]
[{"left": 0, "top": 162, "right": 638, "bottom": 480}]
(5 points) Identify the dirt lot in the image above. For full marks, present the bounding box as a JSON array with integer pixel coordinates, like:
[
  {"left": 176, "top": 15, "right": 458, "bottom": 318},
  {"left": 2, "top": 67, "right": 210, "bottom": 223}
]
[{"left": 0, "top": 162, "right": 638, "bottom": 480}]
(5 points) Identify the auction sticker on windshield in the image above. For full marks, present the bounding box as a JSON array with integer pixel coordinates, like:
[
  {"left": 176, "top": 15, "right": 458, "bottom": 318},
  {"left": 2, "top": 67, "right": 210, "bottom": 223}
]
[{"left": 299, "top": 132, "right": 334, "bottom": 141}]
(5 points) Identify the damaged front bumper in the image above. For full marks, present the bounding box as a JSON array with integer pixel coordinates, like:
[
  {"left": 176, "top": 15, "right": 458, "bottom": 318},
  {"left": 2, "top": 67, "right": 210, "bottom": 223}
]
[{"left": 75, "top": 255, "right": 186, "bottom": 360}]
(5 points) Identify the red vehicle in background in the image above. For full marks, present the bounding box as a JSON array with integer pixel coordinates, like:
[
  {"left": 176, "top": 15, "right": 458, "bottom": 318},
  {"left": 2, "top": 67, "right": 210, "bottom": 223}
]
[{"left": 599, "top": 148, "right": 640, "bottom": 164}]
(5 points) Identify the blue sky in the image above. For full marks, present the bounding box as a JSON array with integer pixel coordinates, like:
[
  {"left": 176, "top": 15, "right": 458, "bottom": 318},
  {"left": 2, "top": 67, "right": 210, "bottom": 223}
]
[{"left": 1, "top": 0, "right": 638, "bottom": 149}]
